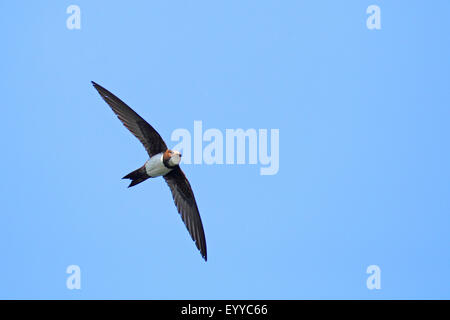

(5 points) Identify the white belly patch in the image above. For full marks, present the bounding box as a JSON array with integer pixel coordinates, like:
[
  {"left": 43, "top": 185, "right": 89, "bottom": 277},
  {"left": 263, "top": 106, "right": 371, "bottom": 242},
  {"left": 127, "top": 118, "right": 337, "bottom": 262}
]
[{"left": 144, "top": 153, "right": 172, "bottom": 177}]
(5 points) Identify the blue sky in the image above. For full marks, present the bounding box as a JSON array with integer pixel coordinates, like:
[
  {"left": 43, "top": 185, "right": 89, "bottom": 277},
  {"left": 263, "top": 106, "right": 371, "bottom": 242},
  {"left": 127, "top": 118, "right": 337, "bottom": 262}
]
[{"left": 0, "top": 1, "right": 449, "bottom": 299}]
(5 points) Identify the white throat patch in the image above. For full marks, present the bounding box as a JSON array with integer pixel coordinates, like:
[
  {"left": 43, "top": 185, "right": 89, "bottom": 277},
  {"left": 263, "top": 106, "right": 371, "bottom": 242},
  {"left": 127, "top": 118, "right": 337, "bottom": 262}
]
[{"left": 168, "top": 152, "right": 181, "bottom": 166}]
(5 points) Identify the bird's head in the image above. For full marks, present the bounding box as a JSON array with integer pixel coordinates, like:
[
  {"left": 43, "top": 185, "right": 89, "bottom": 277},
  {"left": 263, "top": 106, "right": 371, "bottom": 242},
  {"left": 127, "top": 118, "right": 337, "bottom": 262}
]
[{"left": 166, "top": 149, "right": 182, "bottom": 167}]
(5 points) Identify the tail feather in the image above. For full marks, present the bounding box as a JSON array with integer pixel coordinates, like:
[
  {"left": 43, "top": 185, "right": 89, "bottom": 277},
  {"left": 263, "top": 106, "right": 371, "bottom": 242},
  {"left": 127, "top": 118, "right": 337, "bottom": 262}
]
[{"left": 122, "top": 165, "right": 149, "bottom": 187}]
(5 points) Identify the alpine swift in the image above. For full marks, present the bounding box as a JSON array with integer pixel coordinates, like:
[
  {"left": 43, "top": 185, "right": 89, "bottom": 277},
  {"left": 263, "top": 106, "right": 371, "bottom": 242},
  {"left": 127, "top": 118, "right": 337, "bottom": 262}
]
[{"left": 92, "top": 81, "right": 207, "bottom": 261}]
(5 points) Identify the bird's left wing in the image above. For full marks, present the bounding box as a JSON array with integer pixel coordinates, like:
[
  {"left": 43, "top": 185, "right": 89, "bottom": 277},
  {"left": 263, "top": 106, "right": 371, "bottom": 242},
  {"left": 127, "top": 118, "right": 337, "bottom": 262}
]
[
  {"left": 164, "top": 167, "right": 207, "bottom": 261},
  {"left": 92, "top": 81, "right": 167, "bottom": 157}
]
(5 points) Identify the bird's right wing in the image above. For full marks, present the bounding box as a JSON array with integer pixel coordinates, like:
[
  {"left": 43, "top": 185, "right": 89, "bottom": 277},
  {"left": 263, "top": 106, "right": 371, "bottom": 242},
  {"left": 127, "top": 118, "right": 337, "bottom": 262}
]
[
  {"left": 164, "top": 167, "right": 207, "bottom": 261},
  {"left": 92, "top": 81, "right": 167, "bottom": 157}
]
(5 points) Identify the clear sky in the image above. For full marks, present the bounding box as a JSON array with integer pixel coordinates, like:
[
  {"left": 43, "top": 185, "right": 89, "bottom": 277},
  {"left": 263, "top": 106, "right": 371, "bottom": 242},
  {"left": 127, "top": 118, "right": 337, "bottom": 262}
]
[{"left": 1, "top": 1, "right": 449, "bottom": 299}]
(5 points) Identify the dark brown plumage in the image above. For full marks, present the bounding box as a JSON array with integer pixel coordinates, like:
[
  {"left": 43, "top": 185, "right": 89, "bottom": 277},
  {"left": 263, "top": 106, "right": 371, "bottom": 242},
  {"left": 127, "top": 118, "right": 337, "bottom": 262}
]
[
  {"left": 164, "top": 167, "right": 207, "bottom": 261},
  {"left": 92, "top": 81, "right": 167, "bottom": 157},
  {"left": 92, "top": 81, "right": 207, "bottom": 261}
]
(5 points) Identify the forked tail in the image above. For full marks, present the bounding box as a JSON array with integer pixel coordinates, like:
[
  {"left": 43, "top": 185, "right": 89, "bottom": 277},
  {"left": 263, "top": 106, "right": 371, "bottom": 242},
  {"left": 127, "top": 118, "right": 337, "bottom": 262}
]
[{"left": 122, "top": 165, "right": 149, "bottom": 187}]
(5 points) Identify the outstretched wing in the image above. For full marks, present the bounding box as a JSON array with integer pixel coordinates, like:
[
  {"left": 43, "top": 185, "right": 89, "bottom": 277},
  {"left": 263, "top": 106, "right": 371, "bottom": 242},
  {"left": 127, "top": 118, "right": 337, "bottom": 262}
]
[
  {"left": 164, "top": 167, "right": 207, "bottom": 261},
  {"left": 92, "top": 81, "right": 167, "bottom": 157}
]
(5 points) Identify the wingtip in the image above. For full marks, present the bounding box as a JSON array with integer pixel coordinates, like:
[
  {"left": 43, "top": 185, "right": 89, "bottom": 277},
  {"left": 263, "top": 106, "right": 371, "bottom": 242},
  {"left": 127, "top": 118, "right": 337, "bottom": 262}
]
[{"left": 201, "top": 250, "right": 207, "bottom": 262}]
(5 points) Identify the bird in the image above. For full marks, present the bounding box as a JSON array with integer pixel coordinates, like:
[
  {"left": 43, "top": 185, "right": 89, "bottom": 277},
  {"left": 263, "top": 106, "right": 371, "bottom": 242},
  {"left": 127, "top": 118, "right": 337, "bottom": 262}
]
[{"left": 91, "top": 81, "right": 207, "bottom": 261}]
